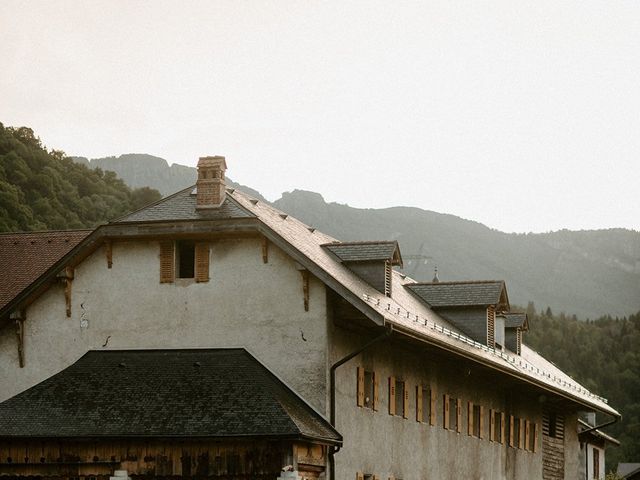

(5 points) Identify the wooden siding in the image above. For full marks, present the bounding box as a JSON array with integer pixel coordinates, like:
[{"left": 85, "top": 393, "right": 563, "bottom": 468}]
[{"left": 0, "top": 438, "right": 318, "bottom": 478}]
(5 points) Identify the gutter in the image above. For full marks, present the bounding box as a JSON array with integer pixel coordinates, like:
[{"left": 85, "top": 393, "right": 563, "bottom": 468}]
[
  {"left": 578, "top": 414, "right": 620, "bottom": 437},
  {"left": 328, "top": 324, "right": 393, "bottom": 479}
]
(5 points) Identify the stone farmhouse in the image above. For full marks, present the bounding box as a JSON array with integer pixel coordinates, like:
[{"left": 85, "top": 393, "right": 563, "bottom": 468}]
[{"left": 0, "top": 157, "right": 620, "bottom": 479}]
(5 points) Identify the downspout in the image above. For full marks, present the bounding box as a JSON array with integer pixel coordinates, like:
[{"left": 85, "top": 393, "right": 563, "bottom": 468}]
[{"left": 328, "top": 324, "right": 393, "bottom": 479}]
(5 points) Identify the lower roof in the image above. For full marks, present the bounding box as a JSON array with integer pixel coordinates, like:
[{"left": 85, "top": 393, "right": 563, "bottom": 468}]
[{"left": 0, "top": 348, "right": 341, "bottom": 445}]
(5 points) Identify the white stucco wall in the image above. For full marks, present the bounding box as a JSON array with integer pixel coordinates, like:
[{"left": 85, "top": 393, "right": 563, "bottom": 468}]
[
  {"left": 330, "top": 326, "right": 567, "bottom": 480},
  {"left": 0, "top": 237, "right": 329, "bottom": 411}
]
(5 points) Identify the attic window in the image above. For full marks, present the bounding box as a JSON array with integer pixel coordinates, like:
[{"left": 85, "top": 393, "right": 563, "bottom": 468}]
[
  {"left": 177, "top": 240, "right": 195, "bottom": 278},
  {"left": 159, "top": 240, "right": 209, "bottom": 283}
]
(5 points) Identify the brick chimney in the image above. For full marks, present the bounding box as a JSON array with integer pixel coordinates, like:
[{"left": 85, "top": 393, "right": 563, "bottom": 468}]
[{"left": 196, "top": 156, "right": 227, "bottom": 209}]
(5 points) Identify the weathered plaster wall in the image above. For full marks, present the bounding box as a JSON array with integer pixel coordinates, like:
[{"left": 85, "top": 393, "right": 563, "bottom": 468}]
[
  {"left": 0, "top": 238, "right": 329, "bottom": 411},
  {"left": 330, "top": 326, "right": 552, "bottom": 480}
]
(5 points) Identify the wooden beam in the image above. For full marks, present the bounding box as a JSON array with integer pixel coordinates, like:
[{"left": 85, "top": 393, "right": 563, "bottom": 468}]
[
  {"left": 105, "top": 240, "right": 113, "bottom": 268},
  {"left": 10, "top": 310, "right": 25, "bottom": 368},
  {"left": 301, "top": 270, "right": 310, "bottom": 312},
  {"left": 57, "top": 267, "right": 74, "bottom": 318},
  {"left": 261, "top": 236, "right": 269, "bottom": 263}
]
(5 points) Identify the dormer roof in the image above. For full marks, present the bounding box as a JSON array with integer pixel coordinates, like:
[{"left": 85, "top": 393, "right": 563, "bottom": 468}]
[
  {"left": 406, "top": 280, "right": 509, "bottom": 310},
  {"left": 322, "top": 240, "right": 403, "bottom": 266},
  {"left": 500, "top": 312, "right": 529, "bottom": 331}
]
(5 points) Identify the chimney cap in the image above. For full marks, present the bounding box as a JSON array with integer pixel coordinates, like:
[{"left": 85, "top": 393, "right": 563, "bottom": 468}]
[{"left": 198, "top": 156, "right": 227, "bottom": 170}]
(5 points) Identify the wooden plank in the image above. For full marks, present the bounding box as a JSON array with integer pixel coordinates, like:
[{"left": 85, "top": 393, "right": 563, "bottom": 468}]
[
  {"left": 373, "top": 371, "right": 379, "bottom": 411},
  {"left": 479, "top": 405, "right": 485, "bottom": 439},
  {"left": 456, "top": 398, "right": 462, "bottom": 433},
  {"left": 389, "top": 376, "right": 396, "bottom": 416},
  {"left": 357, "top": 367, "right": 364, "bottom": 407},
  {"left": 403, "top": 382, "right": 409, "bottom": 419},
  {"left": 443, "top": 394, "right": 450, "bottom": 430},
  {"left": 416, "top": 386, "right": 423, "bottom": 422},
  {"left": 430, "top": 388, "right": 436, "bottom": 426},
  {"left": 194, "top": 242, "right": 210, "bottom": 282},
  {"left": 159, "top": 241, "right": 175, "bottom": 283},
  {"left": 468, "top": 402, "right": 474, "bottom": 436}
]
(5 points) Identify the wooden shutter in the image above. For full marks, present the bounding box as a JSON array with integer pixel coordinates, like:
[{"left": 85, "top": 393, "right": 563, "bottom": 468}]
[
  {"left": 468, "top": 402, "right": 474, "bottom": 436},
  {"left": 159, "top": 241, "right": 174, "bottom": 283},
  {"left": 356, "top": 473, "right": 364, "bottom": 480},
  {"left": 430, "top": 388, "right": 436, "bottom": 426},
  {"left": 373, "top": 371, "right": 379, "bottom": 411},
  {"left": 357, "top": 367, "right": 365, "bottom": 407},
  {"left": 389, "top": 377, "right": 396, "bottom": 416},
  {"left": 519, "top": 418, "right": 525, "bottom": 448},
  {"left": 509, "top": 415, "right": 515, "bottom": 447},
  {"left": 500, "top": 412, "right": 506, "bottom": 444},
  {"left": 456, "top": 398, "right": 462, "bottom": 433},
  {"left": 487, "top": 305, "right": 495, "bottom": 347},
  {"left": 533, "top": 421, "right": 538, "bottom": 452},
  {"left": 479, "top": 405, "right": 485, "bottom": 439},
  {"left": 403, "top": 382, "right": 409, "bottom": 419},
  {"left": 443, "top": 394, "right": 450, "bottom": 429},
  {"left": 490, "top": 409, "right": 495, "bottom": 441},
  {"left": 525, "top": 420, "right": 531, "bottom": 451},
  {"left": 195, "top": 242, "right": 210, "bottom": 282},
  {"left": 416, "top": 386, "right": 423, "bottom": 422}
]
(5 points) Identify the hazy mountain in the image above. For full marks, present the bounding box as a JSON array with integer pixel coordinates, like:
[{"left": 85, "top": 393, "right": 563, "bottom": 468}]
[
  {"left": 72, "top": 154, "right": 267, "bottom": 201},
  {"left": 72, "top": 155, "right": 640, "bottom": 320}
]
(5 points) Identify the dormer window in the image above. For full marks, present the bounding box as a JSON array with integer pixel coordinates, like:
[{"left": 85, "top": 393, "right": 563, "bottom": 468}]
[{"left": 322, "top": 241, "right": 402, "bottom": 296}]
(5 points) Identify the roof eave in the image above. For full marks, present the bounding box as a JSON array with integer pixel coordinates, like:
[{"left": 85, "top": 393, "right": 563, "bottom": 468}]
[{"left": 390, "top": 321, "right": 620, "bottom": 418}]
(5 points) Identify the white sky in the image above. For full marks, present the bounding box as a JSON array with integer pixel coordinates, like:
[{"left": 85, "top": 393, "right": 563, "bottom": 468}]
[{"left": 1, "top": 1, "right": 639, "bottom": 233}]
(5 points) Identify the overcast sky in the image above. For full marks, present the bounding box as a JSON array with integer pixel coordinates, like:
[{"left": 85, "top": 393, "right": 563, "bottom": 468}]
[{"left": 1, "top": 1, "right": 639, "bottom": 233}]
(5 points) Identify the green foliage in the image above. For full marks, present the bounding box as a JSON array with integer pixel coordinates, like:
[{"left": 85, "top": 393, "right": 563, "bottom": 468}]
[
  {"left": 0, "top": 123, "right": 161, "bottom": 232},
  {"left": 526, "top": 308, "right": 640, "bottom": 471}
]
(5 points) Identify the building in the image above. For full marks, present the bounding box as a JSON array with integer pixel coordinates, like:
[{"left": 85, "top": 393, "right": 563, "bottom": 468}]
[
  {"left": 0, "top": 157, "right": 620, "bottom": 479},
  {"left": 578, "top": 416, "right": 620, "bottom": 479}
]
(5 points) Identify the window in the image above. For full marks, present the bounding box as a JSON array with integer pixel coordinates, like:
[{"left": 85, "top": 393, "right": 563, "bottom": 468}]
[
  {"left": 527, "top": 421, "right": 537, "bottom": 451},
  {"left": 491, "top": 410, "right": 505, "bottom": 444},
  {"left": 159, "top": 240, "right": 210, "bottom": 283},
  {"left": 388, "top": 377, "right": 408, "bottom": 418},
  {"left": 416, "top": 385, "right": 434, "bottom": 425},
  {"left": 513, "top": 417, "right": 522, "bottom": 448},
  {"left": 177, "top": 240, "right": 195, "bottom": 278},
  {"left": 468, "top": 403, "right": 483, "bottom": 438},
  {"left": 543, "top": 411, "right": 564, "bottom": 440},
  {"left": 593, "top": 448, "right": 599, "bottom": 479},
  {"left": 443, "top": 394, "right": 461, "bottom": 432},
  {"left": 357, "top": 367, "right": 378, "bottom": 410}
]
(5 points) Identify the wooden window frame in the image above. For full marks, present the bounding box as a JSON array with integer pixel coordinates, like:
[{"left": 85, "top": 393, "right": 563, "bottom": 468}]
[{"left": 357, "top": 367, "right": 378, "bottom": 411}]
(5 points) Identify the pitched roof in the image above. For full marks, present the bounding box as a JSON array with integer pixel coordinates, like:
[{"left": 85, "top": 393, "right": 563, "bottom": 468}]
[
  {"left": 405, "top": 280, "right": 508, "bottom": 308},
  {"left": 113, "top": 186, "right": 255, "bottom": 223},
  {"left": 0, "top": 230, "right": 91, "bottom": 311},
  {"left": 322, "top": 240, "right": 403, "bottom": 266},
  {"left": 0, "top": 348, "right": 341, "bottom": 444},
  {"left": 0, "top": 183, "right": 619, "bottom": 419},
  {"left": 500, "top": 312, "right": 528, "bottom": 329}
]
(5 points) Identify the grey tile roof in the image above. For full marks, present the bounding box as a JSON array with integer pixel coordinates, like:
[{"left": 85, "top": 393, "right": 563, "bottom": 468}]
[
  {"left": 405, "top": 280, "right": 506, "bottom": 308},
  {"left": 113, "top": 186, "right": 255, "bottom": 223},
  {"left": 500, "top": 312, "right": 528, "bottom": 328},
  {"left": 0, "top": 349, "right": 341, "bottom": 443},
  {"left": 322, "top": 241, "right": 402, "bottom": 265}
]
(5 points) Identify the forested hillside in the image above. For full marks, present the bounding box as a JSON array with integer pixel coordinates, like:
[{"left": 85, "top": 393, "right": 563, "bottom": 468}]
[
  {"left": 526, "top": 307, "right": 640, "bottom": 470},
  {"left": 0, "top": 124, "right": 161, "bottom": 232}
]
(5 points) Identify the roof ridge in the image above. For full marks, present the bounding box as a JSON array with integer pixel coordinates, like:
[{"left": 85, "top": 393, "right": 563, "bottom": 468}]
[
  {"left": 321, "top": 240, "right": 399, "bottom": 246},
  {"left": 0, "top": 229, "right": 93, "bottom": 236},
  {"left": 409, "top": 280, "right": 505, "bottom": 286}
]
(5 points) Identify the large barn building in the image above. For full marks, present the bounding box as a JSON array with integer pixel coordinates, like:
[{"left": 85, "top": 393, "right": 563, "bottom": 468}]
[{"left": 0, "top": 157, "right": 619, "bottom": 479}]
